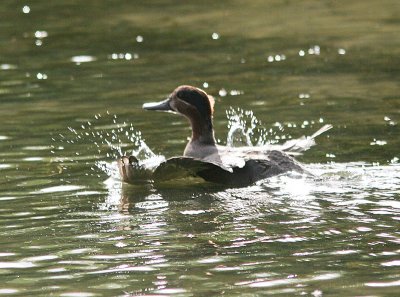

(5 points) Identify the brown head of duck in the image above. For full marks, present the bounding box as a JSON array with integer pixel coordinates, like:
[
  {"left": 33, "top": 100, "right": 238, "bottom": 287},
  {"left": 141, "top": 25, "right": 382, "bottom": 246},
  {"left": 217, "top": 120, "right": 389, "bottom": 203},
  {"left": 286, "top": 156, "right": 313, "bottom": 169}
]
[{"left": 143, "top": 85, "right": 218, "bottom": 159}]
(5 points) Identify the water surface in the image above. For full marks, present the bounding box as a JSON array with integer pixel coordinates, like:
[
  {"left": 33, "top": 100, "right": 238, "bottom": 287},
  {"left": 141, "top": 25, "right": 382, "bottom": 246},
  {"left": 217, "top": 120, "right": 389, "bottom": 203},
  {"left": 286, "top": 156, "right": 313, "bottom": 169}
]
[{"left": 1, "top": 1, "right": 399, "bottom": 296}]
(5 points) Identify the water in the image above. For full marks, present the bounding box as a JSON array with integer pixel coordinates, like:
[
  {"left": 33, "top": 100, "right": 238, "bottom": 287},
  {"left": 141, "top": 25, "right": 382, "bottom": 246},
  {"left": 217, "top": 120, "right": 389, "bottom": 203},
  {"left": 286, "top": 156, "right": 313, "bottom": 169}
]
[{"left": 1, "top": 0, "right": 400, "bottom": 296}]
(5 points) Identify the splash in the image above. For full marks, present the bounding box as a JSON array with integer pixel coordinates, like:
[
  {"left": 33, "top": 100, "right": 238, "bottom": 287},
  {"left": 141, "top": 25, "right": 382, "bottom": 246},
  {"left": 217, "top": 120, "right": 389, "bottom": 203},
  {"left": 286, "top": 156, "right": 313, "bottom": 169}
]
[
  {"left": 51, "top": 105, "right": 337, "bottom": 188},
  {"left": 51, "top": 112, "right": 165, "bottom": 179},
  {"left": 225, "top": 107, "right": 333, "bottom": 154},
  {"left": 52, "top": 108, "right": 331, "bottom": 183},
  {"left": 226, "top": 107, "right": 258, "bottom": 146},
  {"left": 226, "top": 107, "right": 291, "bottom": 147}
]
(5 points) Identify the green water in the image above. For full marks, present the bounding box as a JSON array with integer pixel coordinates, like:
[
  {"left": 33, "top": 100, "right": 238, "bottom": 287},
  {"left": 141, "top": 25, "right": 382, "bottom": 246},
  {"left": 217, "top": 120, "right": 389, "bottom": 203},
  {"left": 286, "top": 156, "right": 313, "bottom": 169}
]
[{"left": 1, "top": 1, "right": 400, "bottom": 296}]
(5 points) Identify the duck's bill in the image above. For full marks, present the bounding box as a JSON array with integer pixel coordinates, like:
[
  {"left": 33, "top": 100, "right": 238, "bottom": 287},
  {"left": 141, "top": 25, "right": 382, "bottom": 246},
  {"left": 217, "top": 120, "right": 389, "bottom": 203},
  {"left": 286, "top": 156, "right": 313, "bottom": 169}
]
[{"left": 142, "top": 98, "right": 172, "bottom": 111}]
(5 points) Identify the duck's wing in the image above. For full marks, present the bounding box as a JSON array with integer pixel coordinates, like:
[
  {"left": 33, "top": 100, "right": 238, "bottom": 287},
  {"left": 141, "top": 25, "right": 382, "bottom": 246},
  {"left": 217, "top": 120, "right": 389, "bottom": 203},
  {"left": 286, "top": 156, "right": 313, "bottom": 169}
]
[
  {"left": 204, "top": 151, "right": 307, "bottom": 186},
  {"left": 279, "top": 124, "right": 333, "bottom": 154},
  {"left": 153, "top": 157, "right": 231, "bottom": 182}
]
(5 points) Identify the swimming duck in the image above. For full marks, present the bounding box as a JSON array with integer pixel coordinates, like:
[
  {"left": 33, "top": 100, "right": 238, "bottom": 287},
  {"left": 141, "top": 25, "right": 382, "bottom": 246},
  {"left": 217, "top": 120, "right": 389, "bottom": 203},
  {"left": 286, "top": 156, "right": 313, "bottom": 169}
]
[{"left": 118, "top": 85, "right": 332, "bottom": 186}]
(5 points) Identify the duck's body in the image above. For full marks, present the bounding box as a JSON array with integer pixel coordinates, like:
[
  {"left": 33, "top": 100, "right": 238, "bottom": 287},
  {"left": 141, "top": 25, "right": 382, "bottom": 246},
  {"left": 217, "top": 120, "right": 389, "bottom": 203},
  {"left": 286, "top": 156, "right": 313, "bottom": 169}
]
[
  {"left": 178, "top": 138, "right": 308, "bottom": 186},
  {"left": 118, "top": 85, "right": 332, "bottom": 186}
]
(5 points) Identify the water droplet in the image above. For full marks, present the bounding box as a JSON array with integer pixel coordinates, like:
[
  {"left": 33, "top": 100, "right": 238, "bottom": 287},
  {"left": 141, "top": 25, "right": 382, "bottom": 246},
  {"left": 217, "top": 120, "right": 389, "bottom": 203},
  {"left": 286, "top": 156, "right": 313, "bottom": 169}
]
[
  {"left": 71, "top": 55, "right": 97, "bottom": 64},
  {"left": 34, "top": 31, "right": 48, "bottom": 39},
  {"left": 219, "top": 88, "right": 227, "bottom": 97},
  {"left": 36, "top": 72, "right": 47, "bottom": 80},
  {"left": 136, "top": 35, "right": 143, "bottom": 43},
  {"left": 0, "top": 64, "right": 17, "bottom": 70},
  {"left": 0, "top": 289, "right": 19, "bottom": 294},
  {"left": 308, "top": 45, "right": 320, "bottom": 55},
  {"left": 22, "top": 5, "right": 30, "bottom": 13},
  {"left": 370, "top": 139, "right": 387, "bottom": 146},
  {"left": 229, "top": 90, "right": 243, "bottom": 96},
  {"left": 298, "top": 93, "right": 310, "bottom": 99},
  {"left": 268, "top": 54, "right": 285, "bottom": 62},
  {"left": 312, "top": 290, "right": 323, "bottom": 297}
]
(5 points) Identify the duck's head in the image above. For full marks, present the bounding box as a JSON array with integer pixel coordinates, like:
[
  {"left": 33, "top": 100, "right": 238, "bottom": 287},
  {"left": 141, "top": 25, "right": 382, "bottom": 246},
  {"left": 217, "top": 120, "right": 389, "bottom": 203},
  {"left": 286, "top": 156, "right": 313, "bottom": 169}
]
[{"left": 143, "top": 85, "right": 216, "bottom": 144}]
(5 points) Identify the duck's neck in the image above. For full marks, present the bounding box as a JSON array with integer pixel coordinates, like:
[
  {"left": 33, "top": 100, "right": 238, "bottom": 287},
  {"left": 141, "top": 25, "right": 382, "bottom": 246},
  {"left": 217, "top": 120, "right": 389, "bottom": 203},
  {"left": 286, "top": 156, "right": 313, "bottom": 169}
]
[{"left": 189, "top": 116, "right": 216, "bottom": 145}]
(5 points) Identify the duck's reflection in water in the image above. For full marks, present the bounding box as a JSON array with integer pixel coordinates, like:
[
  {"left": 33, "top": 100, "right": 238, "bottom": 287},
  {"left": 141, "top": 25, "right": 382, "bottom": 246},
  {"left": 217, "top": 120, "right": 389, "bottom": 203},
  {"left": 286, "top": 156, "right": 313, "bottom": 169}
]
[
  {"left": 113, "top": 179, "right": 224, "bottom": 213},
  {"left": 95, "top": 174, "right": 336, "bottom": 294},
  {"left": 102, "top": 173, "right": 323, "bottom": 224}
]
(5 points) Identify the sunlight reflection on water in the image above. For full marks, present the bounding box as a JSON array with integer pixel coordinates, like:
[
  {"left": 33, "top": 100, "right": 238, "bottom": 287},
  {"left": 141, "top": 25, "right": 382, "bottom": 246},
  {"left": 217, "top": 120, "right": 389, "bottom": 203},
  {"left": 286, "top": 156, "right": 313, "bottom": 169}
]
[
  {"left": 48, "top": 107, "right": 399, "bottom": 217},
  {"left": 1, "top": 1, "right": 400, "bottom": 296}
]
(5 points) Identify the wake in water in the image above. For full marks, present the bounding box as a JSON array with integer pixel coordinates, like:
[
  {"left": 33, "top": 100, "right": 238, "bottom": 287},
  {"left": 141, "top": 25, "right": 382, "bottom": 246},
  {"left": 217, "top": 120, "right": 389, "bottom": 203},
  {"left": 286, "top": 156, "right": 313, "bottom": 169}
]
[{"left": 100, "top": 161, "right": 400, "bottom": 210}]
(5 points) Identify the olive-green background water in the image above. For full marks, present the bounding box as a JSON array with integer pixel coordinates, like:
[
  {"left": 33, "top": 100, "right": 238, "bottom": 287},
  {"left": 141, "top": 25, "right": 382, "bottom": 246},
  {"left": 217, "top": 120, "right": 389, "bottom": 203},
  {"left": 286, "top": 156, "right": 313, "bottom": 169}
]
[{"left": 1, "top": 1, "right": 399, "bottom": 296}]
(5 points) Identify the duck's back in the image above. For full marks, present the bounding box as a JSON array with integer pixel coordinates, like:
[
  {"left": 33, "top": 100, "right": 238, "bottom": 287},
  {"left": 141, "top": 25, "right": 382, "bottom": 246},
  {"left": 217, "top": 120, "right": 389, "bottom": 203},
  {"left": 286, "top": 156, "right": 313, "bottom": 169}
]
[{"left": 196, "top": 150, "right": 305, "bottom": 186}]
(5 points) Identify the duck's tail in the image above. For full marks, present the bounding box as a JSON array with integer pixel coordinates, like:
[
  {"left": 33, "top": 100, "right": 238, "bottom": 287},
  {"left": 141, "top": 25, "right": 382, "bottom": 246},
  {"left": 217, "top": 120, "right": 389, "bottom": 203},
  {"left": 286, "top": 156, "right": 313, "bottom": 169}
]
[{"left": 281, "top": 124, "right": 333, "bottom": 154}]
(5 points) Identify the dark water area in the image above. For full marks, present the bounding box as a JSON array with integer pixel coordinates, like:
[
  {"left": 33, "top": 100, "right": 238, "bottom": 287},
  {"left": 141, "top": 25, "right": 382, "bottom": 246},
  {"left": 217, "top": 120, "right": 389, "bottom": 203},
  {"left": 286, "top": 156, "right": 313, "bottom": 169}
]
[{"left": 1, "top": 1, "right": 400, "bottom": 296}]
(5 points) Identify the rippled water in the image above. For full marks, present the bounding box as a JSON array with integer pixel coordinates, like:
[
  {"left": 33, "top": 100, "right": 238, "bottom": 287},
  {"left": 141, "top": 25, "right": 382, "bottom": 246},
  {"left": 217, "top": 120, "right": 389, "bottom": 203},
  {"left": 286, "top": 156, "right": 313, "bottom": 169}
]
[{"left": 1, "top": 1, "right": 400, "bottom": 296}]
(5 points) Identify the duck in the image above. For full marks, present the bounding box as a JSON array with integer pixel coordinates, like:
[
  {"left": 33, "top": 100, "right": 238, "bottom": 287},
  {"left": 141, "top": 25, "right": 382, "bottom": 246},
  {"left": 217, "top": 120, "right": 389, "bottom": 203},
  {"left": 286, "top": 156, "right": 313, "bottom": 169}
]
[{"left": 118, "top": 85, "right": 332, "bottom": 187}]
